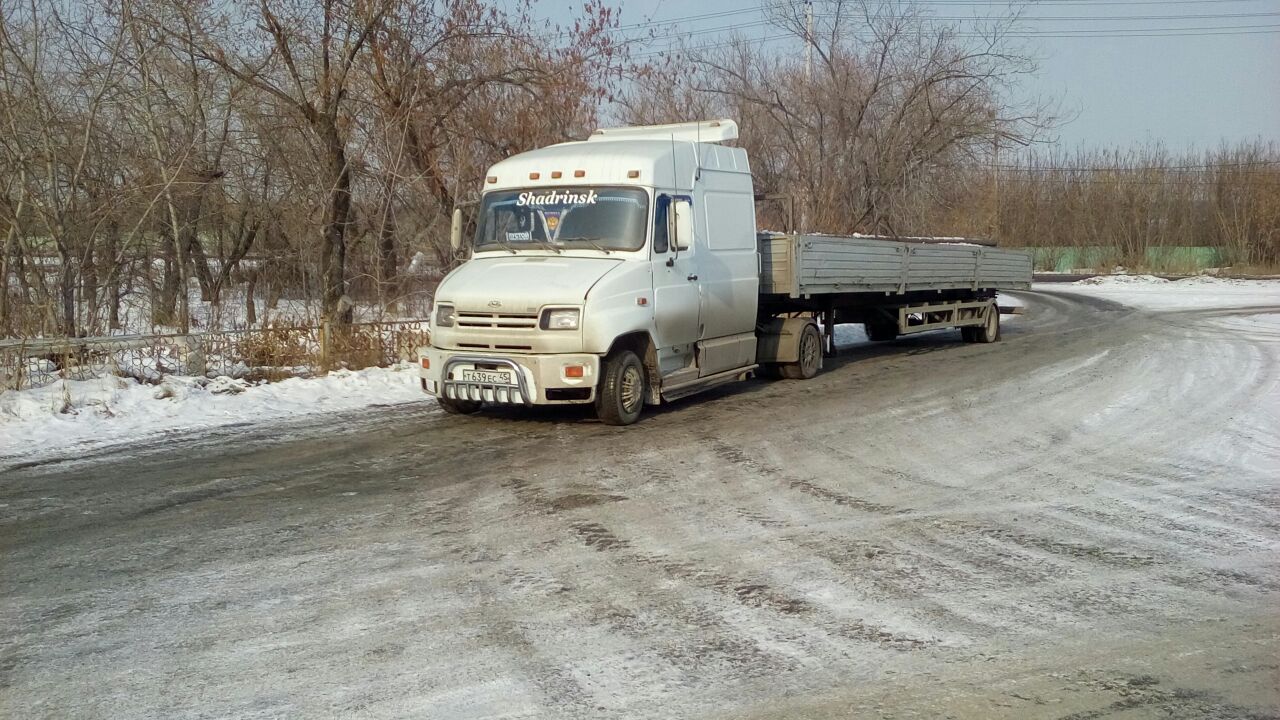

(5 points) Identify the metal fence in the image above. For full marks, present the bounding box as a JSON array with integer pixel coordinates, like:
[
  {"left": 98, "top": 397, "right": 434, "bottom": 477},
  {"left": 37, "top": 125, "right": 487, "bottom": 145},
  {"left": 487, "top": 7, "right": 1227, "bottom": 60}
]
[{"left": 0, "top": 321, "right": 431, "bottom": 391}]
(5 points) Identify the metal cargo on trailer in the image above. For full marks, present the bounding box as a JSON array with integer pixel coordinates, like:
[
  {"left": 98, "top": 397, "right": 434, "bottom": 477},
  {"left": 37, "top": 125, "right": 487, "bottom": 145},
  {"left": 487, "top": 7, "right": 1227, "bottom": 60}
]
[{"left": 759, "top": 233, "right": 1033, "bottom": 297}]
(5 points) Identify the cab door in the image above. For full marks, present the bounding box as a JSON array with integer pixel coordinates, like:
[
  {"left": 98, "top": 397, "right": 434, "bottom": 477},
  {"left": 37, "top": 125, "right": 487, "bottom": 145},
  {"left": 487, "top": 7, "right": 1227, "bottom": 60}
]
[{"left": 650, "top": 194, "right": 701, "bottom": 375}]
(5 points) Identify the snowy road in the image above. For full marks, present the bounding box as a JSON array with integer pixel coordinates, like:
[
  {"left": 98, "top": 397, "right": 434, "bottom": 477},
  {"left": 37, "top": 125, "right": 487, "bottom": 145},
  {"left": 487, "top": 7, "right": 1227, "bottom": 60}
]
[{"left": 3, "top": 289, "right": 1279, "bottom": 719}]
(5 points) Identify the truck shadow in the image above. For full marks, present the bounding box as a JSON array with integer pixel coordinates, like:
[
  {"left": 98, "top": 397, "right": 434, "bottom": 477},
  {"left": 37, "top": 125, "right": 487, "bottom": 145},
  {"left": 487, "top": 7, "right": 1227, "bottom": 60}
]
[{"left": 481, "top": 323, "right": 1026, "bottom": 427}]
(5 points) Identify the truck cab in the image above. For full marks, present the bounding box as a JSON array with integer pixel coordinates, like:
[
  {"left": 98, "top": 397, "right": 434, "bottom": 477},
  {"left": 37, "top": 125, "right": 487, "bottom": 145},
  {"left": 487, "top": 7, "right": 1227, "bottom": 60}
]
[{"left": 420, "top": 120, "right": 761, "bottom": 424}]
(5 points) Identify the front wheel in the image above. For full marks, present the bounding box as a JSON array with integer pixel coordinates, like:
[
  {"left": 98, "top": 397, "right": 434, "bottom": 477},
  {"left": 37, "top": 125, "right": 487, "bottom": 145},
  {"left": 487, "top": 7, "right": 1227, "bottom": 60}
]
[{"left": 596, "top": 350, "right": 646, "bottom": 425}]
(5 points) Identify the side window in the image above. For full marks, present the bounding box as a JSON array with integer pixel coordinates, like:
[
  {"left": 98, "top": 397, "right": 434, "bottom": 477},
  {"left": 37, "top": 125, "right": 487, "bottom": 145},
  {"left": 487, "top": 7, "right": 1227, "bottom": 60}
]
[{"left": 653, "top": 194, "right": 670, "bottom": 254}]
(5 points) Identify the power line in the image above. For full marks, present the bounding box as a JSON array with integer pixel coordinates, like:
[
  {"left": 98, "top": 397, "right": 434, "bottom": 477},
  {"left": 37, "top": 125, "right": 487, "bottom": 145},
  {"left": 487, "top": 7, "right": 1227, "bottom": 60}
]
[
  {"left": 979, "top": 24, "right": 1280, "bottom": 36},
  {"left": 628, "top": 14, "right": 1280, "bottom": 47},
  {"left": 612, "top": 8, "right": 1280, "bottom": 46},
  {"left": 907, "top": 0, "right": 1271, "bottom": 4},
  {"left": 633, "top": 33, "right": 794, "bottom": 59},
  {"left": 996, "top": 161, "right": 1280, "bottom": 172},
  {"left": 634, "top": 22, "right": 1280, "bottom": 53},
  {"left": 925, "top": 11, "right": 1280, "bottom": 20}
]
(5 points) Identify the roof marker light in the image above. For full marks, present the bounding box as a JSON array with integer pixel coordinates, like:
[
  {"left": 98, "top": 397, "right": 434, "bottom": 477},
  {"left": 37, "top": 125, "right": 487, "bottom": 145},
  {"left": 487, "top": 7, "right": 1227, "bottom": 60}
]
[
  {"left": 574, "top": 170, "right": 586, "bottom": 178},
  {"left": 551, "top": 171, "right": 562, "bottom": 179},
  {"left": 486, "top": 176, "right": 497, "bottom": 184},
  {"left": 529, "top": 172, "right": 540, "bottom": 180},
  {"left": 627, "top": 170, "right": 640, "bottom": 178}
]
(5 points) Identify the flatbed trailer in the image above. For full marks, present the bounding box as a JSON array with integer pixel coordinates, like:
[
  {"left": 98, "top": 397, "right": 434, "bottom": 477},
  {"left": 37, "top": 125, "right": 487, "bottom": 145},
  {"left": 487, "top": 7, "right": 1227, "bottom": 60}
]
[{"left": 755, "top": 232, "right": 1032, "bottom": 355}]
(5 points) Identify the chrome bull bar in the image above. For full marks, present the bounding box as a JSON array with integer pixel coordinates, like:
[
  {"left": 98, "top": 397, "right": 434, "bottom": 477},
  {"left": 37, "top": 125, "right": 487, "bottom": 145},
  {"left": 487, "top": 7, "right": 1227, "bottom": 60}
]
[{"left": 441, "top": 355, "right": 533, "bottom": 405}]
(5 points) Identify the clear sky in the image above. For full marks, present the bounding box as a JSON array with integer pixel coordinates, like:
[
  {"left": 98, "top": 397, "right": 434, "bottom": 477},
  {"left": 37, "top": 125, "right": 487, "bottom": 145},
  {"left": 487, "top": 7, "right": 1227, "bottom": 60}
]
[{"left": 534, "top": 0, "right": 1280, "bottom": 152}]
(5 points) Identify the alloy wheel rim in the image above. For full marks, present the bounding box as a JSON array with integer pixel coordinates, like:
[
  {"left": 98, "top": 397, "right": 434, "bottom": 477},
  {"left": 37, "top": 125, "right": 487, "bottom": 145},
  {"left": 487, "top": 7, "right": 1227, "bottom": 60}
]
[
  {"left": 802, "top": 331, "right": 819, "bottom": 371},
  {"left": 620, "top": 365, "right": 643, "bottom": 412}
]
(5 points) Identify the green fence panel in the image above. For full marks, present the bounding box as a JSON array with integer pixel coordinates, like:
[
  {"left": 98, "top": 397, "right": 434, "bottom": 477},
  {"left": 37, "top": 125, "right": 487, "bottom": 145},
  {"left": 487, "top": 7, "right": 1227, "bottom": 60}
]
[{"left": 1016, "top": 246, "right": 1224, "bottom": 273}]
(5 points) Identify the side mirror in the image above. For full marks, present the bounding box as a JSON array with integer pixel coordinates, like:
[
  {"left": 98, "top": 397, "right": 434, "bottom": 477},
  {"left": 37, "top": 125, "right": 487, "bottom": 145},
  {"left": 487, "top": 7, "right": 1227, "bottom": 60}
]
[
  {"left": 449, "top": 207, "right": 464, "bottom": 253},
  {"left": 671, "top": 199, "right": 693, "bottom": 251}
]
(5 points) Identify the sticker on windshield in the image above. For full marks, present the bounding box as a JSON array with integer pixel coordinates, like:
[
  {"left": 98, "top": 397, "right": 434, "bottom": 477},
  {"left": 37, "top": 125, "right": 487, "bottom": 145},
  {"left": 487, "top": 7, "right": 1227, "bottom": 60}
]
[
  {"left": 506, "top": 231, "right": 532, "bottom": 242},
  {"left": 517, "top": 190, "right": 598, "bottom": 206}
]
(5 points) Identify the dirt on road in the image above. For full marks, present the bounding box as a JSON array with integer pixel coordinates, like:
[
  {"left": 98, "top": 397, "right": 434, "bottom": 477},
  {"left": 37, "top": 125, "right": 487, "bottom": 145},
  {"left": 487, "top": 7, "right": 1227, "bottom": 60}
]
[{"left": 2, "top": 291, "right": 1278, "bottom": 719}]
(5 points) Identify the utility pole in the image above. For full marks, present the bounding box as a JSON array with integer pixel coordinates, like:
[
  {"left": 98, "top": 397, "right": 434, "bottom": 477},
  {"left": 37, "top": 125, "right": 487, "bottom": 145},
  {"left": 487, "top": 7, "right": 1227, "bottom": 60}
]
[{"left": 805, "top": 0, "right": 814, "bottom": 81}]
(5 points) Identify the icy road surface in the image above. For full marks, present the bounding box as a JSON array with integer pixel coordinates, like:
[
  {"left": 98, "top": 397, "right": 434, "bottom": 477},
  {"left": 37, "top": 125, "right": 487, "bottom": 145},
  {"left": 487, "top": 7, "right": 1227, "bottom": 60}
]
[{"left": 2, "top": 289, "right": 1279, "bottom": 719}]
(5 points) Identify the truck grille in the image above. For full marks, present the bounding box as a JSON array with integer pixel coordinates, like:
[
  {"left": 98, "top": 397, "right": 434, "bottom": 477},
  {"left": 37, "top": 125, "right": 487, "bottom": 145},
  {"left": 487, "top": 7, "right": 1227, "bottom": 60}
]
[
  {"left": 456, "top": 311, "right": 538, "bottom": 329},
  {"left": 458, "top": 342, "right": 534, "bottom": 351}
]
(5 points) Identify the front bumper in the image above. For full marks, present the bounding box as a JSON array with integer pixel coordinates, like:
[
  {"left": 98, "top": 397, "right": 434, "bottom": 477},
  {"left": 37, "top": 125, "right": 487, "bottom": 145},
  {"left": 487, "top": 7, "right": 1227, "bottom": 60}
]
[{"left": 418, "top": 347, "right": 601, "bottom": 405}]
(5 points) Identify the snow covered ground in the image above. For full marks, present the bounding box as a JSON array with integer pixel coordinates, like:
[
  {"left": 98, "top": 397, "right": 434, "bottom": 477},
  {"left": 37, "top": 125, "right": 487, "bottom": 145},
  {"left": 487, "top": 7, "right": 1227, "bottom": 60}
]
[
  {"left": 1044, "top": 274, "right": 1280, "bottom": 311},
  {"left": 2, "top": 279, "right": 1274, "bottom": 466},
  {"left": 0, "top": 363, "right": 430, "bottom": 463}
]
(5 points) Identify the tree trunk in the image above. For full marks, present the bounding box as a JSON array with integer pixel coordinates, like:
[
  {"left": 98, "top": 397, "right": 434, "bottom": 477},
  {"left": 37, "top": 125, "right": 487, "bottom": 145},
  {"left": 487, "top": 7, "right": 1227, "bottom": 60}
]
[
  {"left": 187, "top": 226, "right": 215, "bottom": 302},
  {"left": 0, "top": 226, "right": 12, "bottom": 336},
  {"left": 378, "top": 199, "right": 398, "bottom": 312},
  {"left": 82, "top": 241, "right": 99, "bottom": 333},
  {"left": 319, "top": 121, "right": 353, "bottom": 326},
  {"left": 245, "top": 267, "right": 258, "bottom": 327},
  {"left": 59, "top": 251, "right": 77, "bottom": 337},
  {"left": 153, "top": 228, "right": 179, "bottom": 327},
  {"left": 104, "top": 221, "right": 122, "bottom": 330}
]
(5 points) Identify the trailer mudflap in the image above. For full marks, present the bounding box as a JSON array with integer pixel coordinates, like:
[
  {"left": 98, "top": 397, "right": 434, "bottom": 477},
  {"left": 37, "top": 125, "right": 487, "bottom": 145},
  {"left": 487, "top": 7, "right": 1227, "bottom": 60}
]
[{"left": 755, "top": 316, "right": 816, "bottom": 364}]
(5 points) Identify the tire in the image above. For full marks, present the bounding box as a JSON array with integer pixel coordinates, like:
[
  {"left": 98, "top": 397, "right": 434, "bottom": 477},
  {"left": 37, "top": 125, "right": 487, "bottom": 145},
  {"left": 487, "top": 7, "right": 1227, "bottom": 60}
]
[
  {"left": 438, "top": 394, "right": 483, "bottom": 415},
  {"left": 974, "top": 302, "right": 1000, "bottom": 343},
  {"left": 596, "top": 350, "right": 646, "bottom": 425},
  {"left": 865, "top": 319, "right": 898, "bottom": 342},
  {"left": 780, "top": 323, "right": 822, "bottom": 380}
]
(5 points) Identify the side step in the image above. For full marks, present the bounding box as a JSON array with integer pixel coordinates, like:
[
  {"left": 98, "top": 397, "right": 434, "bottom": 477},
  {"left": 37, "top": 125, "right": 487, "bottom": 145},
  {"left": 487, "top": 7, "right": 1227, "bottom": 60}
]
[{"left": 660, "top": 364, "right": 758, "bottom": 402}]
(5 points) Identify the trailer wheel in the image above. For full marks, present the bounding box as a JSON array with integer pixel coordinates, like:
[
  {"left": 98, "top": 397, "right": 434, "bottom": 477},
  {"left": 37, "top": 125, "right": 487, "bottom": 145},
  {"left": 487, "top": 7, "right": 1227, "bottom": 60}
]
[
  {"left": 974, "top": 303, "right": 1000, "bottom": 343},
  {"left": 596, "top": 350, "right": 646, "bottom": 425},
  {"left": 438, "top": 395, "right": 483, "bottom": 415},
  {"left": 781, "top": 323, "right": 823, "bottom": 379},
  {"left": 865, "top": 320, "right": 898, "bottom": 342}
]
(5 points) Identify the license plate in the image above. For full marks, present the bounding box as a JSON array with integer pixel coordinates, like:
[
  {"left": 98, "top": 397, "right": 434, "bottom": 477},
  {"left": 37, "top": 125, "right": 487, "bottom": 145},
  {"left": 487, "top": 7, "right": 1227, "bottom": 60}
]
[{"left": 460, "top": 368, "right": 513, "bottom": 385}]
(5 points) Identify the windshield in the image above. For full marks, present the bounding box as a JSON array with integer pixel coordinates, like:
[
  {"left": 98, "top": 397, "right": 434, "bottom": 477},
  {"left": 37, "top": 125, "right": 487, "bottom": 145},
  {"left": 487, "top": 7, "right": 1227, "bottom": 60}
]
[{"left": 474, "top": 187, "right": 649, "bottom": 253}]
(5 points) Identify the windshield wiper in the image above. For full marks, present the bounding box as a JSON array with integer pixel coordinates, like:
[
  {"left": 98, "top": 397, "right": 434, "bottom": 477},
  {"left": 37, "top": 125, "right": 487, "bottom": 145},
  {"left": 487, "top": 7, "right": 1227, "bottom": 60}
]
[
  {"left": 482, "top": 238, "right": 518, "bottom": 254},
  {"left": 533, "top": 240, "right": 562, "bottom": 254},
  {"left": 558, "top": 236, "right": 612, "bottom": 254}
]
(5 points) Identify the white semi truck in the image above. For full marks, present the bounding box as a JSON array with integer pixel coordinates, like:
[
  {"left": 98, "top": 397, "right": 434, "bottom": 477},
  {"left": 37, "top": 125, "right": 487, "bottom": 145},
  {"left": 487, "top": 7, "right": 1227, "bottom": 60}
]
[{"left": 418, "top": 120, "right": 1031, "bottom": 425}]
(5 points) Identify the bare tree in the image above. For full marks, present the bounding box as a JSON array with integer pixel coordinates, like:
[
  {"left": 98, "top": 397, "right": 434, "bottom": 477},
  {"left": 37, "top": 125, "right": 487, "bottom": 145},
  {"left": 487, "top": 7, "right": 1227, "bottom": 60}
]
[
  {"left": 622, "top": 0, "right": 1054, "bottom": 236},
  {"left": 166, "top": 0, "right": 395, "bottom": 326}
]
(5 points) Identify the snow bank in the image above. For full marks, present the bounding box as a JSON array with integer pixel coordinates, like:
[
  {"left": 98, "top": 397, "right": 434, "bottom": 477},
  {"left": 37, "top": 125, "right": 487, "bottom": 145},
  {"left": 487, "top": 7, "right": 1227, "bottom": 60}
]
[
  {"left": 1051, "top": 276, "right": 1280, "bottom": 311},
  {"left": 0, "top": 363, "right": 428, "bottom": 463},
  {"left": 1074, "top": 274, "right": 1171, "bottom": 286}
]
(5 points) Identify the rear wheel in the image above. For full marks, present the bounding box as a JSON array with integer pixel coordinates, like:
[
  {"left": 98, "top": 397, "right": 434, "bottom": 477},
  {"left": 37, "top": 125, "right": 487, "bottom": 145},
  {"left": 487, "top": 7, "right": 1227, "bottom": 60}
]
[
  {"left": 780, "top": 323, "right": 823, "bottom": 379},
  {"left": 974, "top": 302, "right": 1000, "bottom": 343},
  {"left": 865, "top": 318, "right": 898, "bottom": 342},
  {"left": 596, "top": 350, "right": 645, "bottom": 425},
  {"left": 438, "top": 394, "right": 483, "bottom": 415}
]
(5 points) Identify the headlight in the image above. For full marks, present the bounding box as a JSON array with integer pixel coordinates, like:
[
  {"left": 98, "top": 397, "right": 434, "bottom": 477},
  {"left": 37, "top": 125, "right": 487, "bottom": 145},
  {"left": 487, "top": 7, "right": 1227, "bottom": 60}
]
[
  {"left": 541, "top": 308, "right": 580, "bottom": 330},
  {"left": 435, "top": 304, "right": 456, "bottom": 327}
]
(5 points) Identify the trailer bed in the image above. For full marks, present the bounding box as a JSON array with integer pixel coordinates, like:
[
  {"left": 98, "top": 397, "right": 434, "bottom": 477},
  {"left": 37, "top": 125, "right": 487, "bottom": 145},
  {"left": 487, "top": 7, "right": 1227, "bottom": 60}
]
[{"left": 759, "top": 233, "right": 1032, "bottom": 298}]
